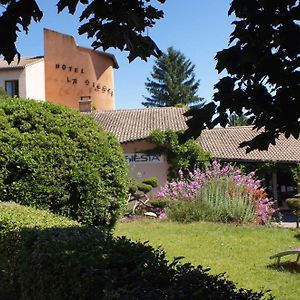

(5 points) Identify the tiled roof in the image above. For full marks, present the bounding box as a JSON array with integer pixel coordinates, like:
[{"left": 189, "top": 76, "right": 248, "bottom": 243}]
[
  {"left": 0, "top": 56, "right": 44, "bottom": 70},
  {"left": 87, "top": 107, "right": 187, "bottom": 143},
  {"left": 88, "top": 108, "right": 300, "bottom": 163},
  {"left": 198, "top": 126, "right": 300, "bottom": 163}
]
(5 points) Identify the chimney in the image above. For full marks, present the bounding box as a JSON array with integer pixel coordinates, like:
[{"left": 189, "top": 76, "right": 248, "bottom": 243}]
[{"left": 79, "top": 96, "right": 92, "bottom": 112}]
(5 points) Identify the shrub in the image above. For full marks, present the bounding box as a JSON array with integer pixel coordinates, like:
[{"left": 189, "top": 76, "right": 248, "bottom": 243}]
[
  {"left": 147, "top": 129, "right": 211, "bottom": 178},
  {"left": 197, "top": 178, "right": 256, "bottom": 223},
  {"left": 136, "top": 182, "right": 153, "bottom": 193},
  {"left": 286, "top": 198, "right": 300, "bottom": 228},
  {"left": 167, "top": 201, "right": 211, "bottom": 223},
  {"left": 0, "top": 87, "right": 8, "bottom": 98},
  {"left": 158, "top": 161, "right": 275, "bottom": 224},
  {"left": 127, "top": 177, "right": 160, "bottom": 216},
  {"left": 0, "top": 203, "right": 273, "bottom": 300},
  {"left": 0, "top": 98, "right": 128, "bottom": 229},
  {"left": 151, "top": 198, "right": 170, "bottom": 208},
  {"left": 142, "top": 176, "right": 158, "bottom": 188},
  {"left": 292, "top": 164, "right": 300, "bottom": 183}
]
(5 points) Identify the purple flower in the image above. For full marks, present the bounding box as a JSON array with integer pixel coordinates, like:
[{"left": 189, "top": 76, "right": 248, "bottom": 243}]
[{"left": 156, "top": 162, "right": 275, "bottom": 225}]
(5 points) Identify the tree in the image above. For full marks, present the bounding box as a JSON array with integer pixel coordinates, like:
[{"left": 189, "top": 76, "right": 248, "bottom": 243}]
[
  {"left": 184, "top": 0, "right": 300, "bottom": 151},
  {"left": 2, "top": 1, "right": 299, "bottom": 151},
  {"left": 0, "top": 97, "right": 128, "bottom": 229},
  {"left": 142, "top": 47, "right": 203, "bottom": 107},
  {"left": 0, "top": 0, "right": 165, "bottom": 63},
  {"left": 228, "top": 113, "right": 250, "bottom": 127}
]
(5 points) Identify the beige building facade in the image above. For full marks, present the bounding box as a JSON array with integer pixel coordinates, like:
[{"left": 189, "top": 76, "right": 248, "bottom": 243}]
[
  {"left": 87, "top": 107, "right": 188, "bottom": 188},
  {"left": 0, "top": 29, "right": 118, "bottom": 111},
  {"left": 0, "top": 57, "right": 45, "bottom": 100},
  {"left": 123, "top": 140, "right": 169, "bottom": 189},
  {"left": 44, "top": 29, "right": 117, "bottom": 110}
]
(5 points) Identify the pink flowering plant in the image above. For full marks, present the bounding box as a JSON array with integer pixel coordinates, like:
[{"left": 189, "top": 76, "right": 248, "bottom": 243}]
[{"left": 157, "top": 161, "right": 276, "bottom": 224}]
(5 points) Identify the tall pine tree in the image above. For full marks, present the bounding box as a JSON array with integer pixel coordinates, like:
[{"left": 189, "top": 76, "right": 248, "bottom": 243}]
[
  {"left": 142, "top": 47, "right": 203, "bottom": 107},
  {"left": 228, "top": 113, "right": 250, "bottom": 127}
]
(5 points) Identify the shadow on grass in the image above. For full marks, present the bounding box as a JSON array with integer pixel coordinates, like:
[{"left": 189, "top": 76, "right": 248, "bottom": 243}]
[
  {"left": 2, "top": 226, "right": 274, "bottom": 300},
  {"left": 267, "top": 262, "right": 300, "bottom": 274},
  {"left": 294, "top": 233, "right": 300, "bottom": 241}
]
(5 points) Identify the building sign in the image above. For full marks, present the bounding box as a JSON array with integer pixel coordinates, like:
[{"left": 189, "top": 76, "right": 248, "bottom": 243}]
[
  {"left": 125, "top": 153, "right": 164, "bottom": 164},
  {"left": 55, "top": 63, "right": 114, "bottom": 96}
]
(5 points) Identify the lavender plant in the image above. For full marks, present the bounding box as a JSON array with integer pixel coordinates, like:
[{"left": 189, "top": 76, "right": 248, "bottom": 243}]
[{"left": 157, "top": 161, "right": 275, "bottom": 224}]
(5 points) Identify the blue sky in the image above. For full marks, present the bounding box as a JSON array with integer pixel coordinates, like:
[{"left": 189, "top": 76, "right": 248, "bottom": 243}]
[{"left": 16, "top": 0, "right": 233, "bottom": 109}]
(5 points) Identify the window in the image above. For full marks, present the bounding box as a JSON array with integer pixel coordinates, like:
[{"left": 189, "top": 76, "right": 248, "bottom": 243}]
[{"left": 5, "top": 80, "right": 19, "bottom": 97}]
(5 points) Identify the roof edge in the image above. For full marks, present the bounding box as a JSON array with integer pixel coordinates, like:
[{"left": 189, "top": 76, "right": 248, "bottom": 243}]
[
  {"left": 44, "top": 28, "right": 119, "bottom": 69},
  {"left": 215, "top": 157, "right": 300, "bottom": 164},
  {"left": 0, "top": 56, "right": 45, "bottom": 70}
]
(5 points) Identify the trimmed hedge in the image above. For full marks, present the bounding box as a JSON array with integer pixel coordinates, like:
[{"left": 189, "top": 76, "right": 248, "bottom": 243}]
[
  {"left": 0, "top": 203, "right": 273, "bottom": 300},
  {"left": 0, "top": 98, "right": 128, "bottom": 229}
]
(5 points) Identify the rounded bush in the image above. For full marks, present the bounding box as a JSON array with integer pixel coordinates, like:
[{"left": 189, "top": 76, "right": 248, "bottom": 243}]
[
  {"left": 286, "top": 198, "right": 300, "bottom": 213},
  {"left": 137, "top": 182, "right": 153, "bottom": 193},
  {"left": 142, "top": 177, "right": 158, "bottom": 188},
  {"left": 0, "top": 98, "right": 128, "bottom": 229},
  {"left": 151, "top": 199, "right": 170, "bottom": 208},
  {"left": 0, "top": 203, "right": 273, "bottom": 300}
]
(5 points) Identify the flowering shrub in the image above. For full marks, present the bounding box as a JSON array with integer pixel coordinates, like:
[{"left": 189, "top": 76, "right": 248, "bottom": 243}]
[{"left": 158, "top": 161, "right": 275, "bottom": 224}]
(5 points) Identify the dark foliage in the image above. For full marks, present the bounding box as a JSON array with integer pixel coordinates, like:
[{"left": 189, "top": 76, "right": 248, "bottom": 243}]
[
  {"left": 0, "top": 0, "right": 43, "bottom": 63},
  {"left": 142, "top": 47, "right": 203, "bottom": 107},
  {"left": 0, "top": 0, "right": 166, "bottom": 63},
  {"left": 286, "top": 197, "right": 300, "bottom": 228},
  {"left": 184, "top": 0, "right": 300, "bottom": 151},
  {"left": 0, "top": 203, "right": 274, "bottom": 300},
  {"left": 228, "top": 113, "right": 250, "bottom": 127},
  {"left": 0, "top": 98, "right": 128, "bottom": 229}
]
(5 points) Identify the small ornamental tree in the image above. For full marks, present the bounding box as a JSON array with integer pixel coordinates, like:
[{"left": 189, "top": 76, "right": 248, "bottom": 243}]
[
  {"left": 0, "top": 98, "right": 128, "bottom": 230},
  {"left": 142, "top": 47, "right": 204, "bottom": 108}
]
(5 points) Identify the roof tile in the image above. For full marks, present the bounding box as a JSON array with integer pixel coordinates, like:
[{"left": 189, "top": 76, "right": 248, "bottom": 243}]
[
  {"left": 0, "top": 56, "right": 44, "bottom": 70},
  {"left": 88, "top": 109, "right": 300, "bottom": 163},
  {"left": 87, "top": 107, "right": 187, "bottom": 143},
  {"left": 198, "top": 126, "right": 300, "bottom": 163}
]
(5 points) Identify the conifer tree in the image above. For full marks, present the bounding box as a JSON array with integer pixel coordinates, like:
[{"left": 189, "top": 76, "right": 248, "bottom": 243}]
[
  {"left": 142, "top": 47, "right": 203, "bottom": 107},
  {"left": 228, "top": 113, "right": 250, "bottom": 127}
]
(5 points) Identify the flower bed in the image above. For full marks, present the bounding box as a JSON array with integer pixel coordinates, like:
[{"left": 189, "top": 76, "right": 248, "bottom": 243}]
[{"left": 157, "top": 161, "right": 275, "bottom": 224}]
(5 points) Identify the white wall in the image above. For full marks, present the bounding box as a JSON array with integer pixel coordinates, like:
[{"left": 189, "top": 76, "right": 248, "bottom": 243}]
[
  {"left": 0, "top": 69, "right": 26, "bottom": 98},
  {"left": 25, "top": 60, "right": 45, "bottom": 101}
]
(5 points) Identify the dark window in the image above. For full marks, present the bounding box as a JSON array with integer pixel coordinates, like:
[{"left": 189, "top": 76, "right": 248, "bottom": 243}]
[{"left": 5, "top": 80, "right": 19, "bottom": 97}]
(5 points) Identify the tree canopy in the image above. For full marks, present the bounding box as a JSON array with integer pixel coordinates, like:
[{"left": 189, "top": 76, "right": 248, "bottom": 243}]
[
  {"left": 142, "top": 47, "right": 203, "bottom": 108},
  {"left": 185, "top": 0, "right": 300, "bottom": 151},
  {"left": 1, "top": 0, "right": 299, "bottom": 151},
  {"left": 0, "top": 0, "right": 166, "bottom": 63}
]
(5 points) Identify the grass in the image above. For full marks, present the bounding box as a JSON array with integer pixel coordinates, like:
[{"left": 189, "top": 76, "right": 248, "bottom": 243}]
[{"left": 115, "top": 220, "right": 300, "bottom": 300}]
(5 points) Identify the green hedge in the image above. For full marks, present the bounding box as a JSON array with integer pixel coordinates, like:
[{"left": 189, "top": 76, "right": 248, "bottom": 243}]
[
  {"left": 0, "top": 203, "right": 273, "bottom": 300},
  {"left": 0, "top": 98, "right": 128, "bottom": 229}
]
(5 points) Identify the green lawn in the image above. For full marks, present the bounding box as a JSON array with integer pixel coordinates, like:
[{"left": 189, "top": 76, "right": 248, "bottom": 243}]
[{"left": 115, "top": 220, "right": 300, "bottom": 300}]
